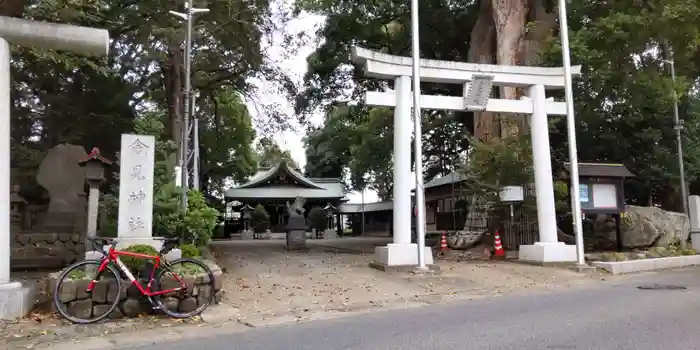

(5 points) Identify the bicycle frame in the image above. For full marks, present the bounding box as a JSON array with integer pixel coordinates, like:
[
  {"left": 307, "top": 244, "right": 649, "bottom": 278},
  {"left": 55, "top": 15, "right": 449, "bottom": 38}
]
[{"left": 85, "top": 245, "right": 186, "bottom": 297}]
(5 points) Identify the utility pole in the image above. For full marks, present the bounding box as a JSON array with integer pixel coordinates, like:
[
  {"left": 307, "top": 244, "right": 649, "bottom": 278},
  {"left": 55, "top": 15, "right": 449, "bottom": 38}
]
[
  {"left": 170, "top": 1, "right": 209, "bottom": 211},
  {"left": 662, "top": 56, "right": 688, "bottom": 215}
]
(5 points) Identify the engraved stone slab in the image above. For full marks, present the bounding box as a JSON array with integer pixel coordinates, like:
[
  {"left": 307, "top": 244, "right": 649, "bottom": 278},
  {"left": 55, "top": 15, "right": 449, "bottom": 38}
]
[{"left": 117, "top": 134, "right": 155, "bottom": 239}]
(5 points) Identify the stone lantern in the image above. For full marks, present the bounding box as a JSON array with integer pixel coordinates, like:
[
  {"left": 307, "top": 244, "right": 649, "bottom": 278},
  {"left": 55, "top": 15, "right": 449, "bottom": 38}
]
[
  {"left": 323, "top": 203, "right": 337, "bottom": 239},
  {"left": 78, "top": 147, "right": 112, "bottom": 251}
]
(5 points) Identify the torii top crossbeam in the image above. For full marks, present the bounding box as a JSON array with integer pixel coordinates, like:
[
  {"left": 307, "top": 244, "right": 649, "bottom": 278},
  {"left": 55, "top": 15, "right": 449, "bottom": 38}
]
[
  {"left": 0, "top": 15, "right": 109, "bottom": 56},
  {"left": 351, "top": 46, "right": 581, "bottom": 89}
]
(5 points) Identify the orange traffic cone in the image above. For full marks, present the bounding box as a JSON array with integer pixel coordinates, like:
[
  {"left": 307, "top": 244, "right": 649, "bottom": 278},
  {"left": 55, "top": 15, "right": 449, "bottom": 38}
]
[
  {"left": 440, "top": 231, "right": 448, "bottom": 254},
  {"left": 493, "top": 230, "right": 505, "bottom": 258}
]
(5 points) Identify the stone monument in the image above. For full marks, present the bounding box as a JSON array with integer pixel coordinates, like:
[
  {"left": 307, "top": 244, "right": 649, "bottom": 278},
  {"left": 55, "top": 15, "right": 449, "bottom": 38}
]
[
  {"left": 285, "top": 197, "right": 307, "bottom": 250},
  {"left": 0, "top": 15, "right": 109, "bottom": 320},
  {"left": 116, "top": 134, "right": 159, "bottom": 250},
  {"left": 36, "top": 144, "right": 88, "bottom": 231}
]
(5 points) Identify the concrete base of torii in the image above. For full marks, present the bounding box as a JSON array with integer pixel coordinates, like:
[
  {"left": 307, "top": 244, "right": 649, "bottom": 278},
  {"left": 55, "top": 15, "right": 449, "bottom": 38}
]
[
  {"left": 0, "top": 281, "right": 35, "bottom": 320},
  {"left": 372, "top": 243, "right": 434, "bottom": 270},
  {"left": 519, "top": 242, "right": 578, "bottom": 263}
]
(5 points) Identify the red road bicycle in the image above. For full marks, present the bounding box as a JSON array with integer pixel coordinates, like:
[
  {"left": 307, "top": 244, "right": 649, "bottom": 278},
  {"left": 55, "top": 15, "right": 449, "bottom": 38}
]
[{"left": 53, "top": 237, "right": 215, "bottom": 324}]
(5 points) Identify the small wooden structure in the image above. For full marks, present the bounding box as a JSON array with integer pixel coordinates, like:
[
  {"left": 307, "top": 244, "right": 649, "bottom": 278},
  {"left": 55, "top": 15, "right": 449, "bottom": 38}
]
[{"left": 561, "top": 162, "right": 635, "bottom": 251}]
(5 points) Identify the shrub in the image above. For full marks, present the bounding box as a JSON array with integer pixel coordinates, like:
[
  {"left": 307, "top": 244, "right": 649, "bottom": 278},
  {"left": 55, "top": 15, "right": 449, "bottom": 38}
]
[
  {"left": 250, "top": 204, "right": 270, "bottom": 233},
  {"left": 120, "top": 244, "right": 159, "bottom": 275},
  {"left": 307, "top": 206, "right": 327, "bottom": 231},
  {"left": 179, "top": 244, "right": 201, "bottom": 258}
]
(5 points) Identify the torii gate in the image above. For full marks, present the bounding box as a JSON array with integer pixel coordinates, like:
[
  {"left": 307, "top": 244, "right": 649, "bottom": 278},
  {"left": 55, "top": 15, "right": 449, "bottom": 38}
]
[
  {"left": 0, "top": 15, "right": 109, "bottom": 319},
  {"left": 352, "top": 46, "right": 582, "bottom": 266}
]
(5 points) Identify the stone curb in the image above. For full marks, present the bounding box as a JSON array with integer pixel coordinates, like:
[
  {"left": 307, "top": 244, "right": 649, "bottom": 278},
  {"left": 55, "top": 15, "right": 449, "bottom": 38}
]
[{"left": 592, "top": 255, "right": 700, "bottom": 274}]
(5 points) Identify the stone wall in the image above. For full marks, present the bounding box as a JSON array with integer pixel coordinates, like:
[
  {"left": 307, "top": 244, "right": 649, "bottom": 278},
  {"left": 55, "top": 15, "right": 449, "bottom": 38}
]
[
  {"left": 11, "top": 232, "right": 86, "bottom": 269},
  {"left": 11, "top": 182, "right": 88, "bottom": 270},
  {"left": 49, "top": 260, "right": 223, "bottom": 319}
]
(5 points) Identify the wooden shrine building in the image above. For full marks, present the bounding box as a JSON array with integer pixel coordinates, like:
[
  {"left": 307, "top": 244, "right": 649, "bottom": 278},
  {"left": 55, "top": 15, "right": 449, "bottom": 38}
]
[{"left": 224, "top": 162, "right": 347, "bottom": 233}]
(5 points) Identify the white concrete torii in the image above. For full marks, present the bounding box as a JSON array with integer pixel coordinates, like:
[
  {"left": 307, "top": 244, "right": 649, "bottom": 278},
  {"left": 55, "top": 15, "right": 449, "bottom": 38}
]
[
  {"left": 0, "top": 15, "right": 109, "bottom": 319},
  {"left": 352, "top": 46, "right": 582, "bottom": 266}
]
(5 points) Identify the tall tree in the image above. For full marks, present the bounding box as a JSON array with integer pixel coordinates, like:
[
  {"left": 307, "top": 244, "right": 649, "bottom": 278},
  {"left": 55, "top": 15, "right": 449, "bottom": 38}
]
[
  {"left": 196, "top": 88, "right": 257, "bottom": 195},
  {"left": 255, "top": 137, "right": 297, "bottom": 169}
]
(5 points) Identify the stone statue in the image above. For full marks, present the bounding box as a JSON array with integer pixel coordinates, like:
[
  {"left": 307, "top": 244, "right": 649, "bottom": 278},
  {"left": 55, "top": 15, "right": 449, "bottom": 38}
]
[
  {"left": 286, "top": 197, "right": 306, "bottom": 217},
  {"left": 285, "top": 197, "right": 307, "bottom": 250}
]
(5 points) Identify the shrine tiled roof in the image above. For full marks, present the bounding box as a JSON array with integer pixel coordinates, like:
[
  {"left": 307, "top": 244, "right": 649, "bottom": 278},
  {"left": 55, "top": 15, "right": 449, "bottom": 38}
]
[{"left": 224, "top": 162, "right": 346, "bottom": 199}]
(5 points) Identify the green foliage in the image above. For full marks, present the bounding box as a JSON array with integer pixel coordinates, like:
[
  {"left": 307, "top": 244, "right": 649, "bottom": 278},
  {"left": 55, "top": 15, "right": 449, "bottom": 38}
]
[
  {"left": 461, "top": 132, "right": 533, "bottom": 200},
  {"left": 198, "top": 89, "right": 258, "bottom": 190},
  {"left": 537, "top": 0, "right": 700, "bottom": 211},
  {"left": 181, "top": 190, "right": 220, "bottom": 246},
  {"left": 256, "top": 137, "right": 298, "bottom": 169},
  {"left": 307, "top": 206, "right": 327, "bottom": 231},
  {"left": 120, "top": 244, "right": 159, "bottom": 274},
  {"left": 298, "top": 0, "right": 700, "bottom": 214},
  {"left": 179, "top": 244, "right": 201, "bottom": 259},
  {"left": 250, "top": 204, "right": 270, "bottom": 233},
  {"left": 7, "top": 0, "right": 298, "bottom": 206},
  {"left": 298, "top": 1, "right": 474, "bottom": 193},
  {"left": 151, "top": 183, "right": 219, "bottom": 247},
  {"left": 460, "top": 132, "right": 537, "bottom": 227}
]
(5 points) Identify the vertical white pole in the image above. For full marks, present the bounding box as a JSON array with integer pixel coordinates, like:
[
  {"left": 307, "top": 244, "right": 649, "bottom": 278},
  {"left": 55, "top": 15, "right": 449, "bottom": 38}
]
[
  {"left": 529, "top": 84, "right": 558, "bottom": 244},
  {"left": 361, "top": 189, "right": 365, "bottom": 235},
  {"left": 410, "top": 0, "right": 427, "bottom": 270},
  {"left": 392, "top": 76, "right": 412, "bottom": 245},
  {"left": 0, "top": 38, "right": 10, "bottom": 284},
  {"left": 558, "top": 0, "right": 586, "bottom": 265}
]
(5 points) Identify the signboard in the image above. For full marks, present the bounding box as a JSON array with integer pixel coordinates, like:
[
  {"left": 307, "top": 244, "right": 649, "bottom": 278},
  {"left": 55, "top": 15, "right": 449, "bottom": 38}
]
[
  {"left": 117, "top": 134, "right": 155, "bottom": 239},
  {"left": 592, "top": 183, "right": 617, "bottom": 208},
  {"left": 499, "top": 186, "right": 524, "bottom": 202},
  {"left": 579, "top": 184, "right": 589, "bottom": 203}
]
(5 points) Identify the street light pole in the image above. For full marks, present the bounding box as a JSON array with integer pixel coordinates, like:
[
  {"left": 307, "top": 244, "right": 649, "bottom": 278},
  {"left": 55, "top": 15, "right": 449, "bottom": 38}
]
[
  {"left": 663, "top": 58, "right": 688, "bottom": 215},
  {"left": 558, "top": 0, "right": 586, "bottom": 266},
  {"left": 410, "top": 0, "right": 427, "bottom": 271},
  {"left": 170, "top": 1, "right": 209, "bottom": 211}
]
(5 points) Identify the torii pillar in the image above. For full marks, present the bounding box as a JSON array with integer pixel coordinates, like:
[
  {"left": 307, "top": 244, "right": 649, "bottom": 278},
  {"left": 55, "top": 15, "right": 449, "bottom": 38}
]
[{"left": 0, "top": 15, "right": 109, "bottom": 319}]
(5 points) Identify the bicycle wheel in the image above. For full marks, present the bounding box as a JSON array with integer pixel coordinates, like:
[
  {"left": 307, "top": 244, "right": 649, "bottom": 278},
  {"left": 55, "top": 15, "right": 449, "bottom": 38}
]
[
  {"left": 154, "top": 258, "right": 216, "bottom": 318},
  {"left": 53, "top": 259, "right": 122, "bottom": 324}
]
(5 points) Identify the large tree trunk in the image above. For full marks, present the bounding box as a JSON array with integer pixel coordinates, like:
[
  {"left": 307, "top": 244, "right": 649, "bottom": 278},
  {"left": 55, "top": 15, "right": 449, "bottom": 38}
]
[
  {"left": 161, "top": 45, "right": 184, "bottom": 161},
  {"left": 491, "top": 0, "right": 530, "bottom": 137},
  {"left": 468, "top": 0, "right": 498, "bottom": 141},
  {"left": 0, "top": 0, "right": 28, "bottom": 17},
  {"left": 520, "top": 0, "right": 558, "bottom": 67}
]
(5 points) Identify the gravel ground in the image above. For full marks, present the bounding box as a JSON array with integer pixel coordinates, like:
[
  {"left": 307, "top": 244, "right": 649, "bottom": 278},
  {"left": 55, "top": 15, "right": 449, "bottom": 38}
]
[{"left": 3, "top": 239, "right": 614, "bottom": 349}]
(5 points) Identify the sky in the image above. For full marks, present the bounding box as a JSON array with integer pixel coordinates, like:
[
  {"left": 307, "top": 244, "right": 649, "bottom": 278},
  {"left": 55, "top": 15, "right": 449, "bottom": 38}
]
[{"left": 243, "top": 5, "right": 382, "bottom": 204}]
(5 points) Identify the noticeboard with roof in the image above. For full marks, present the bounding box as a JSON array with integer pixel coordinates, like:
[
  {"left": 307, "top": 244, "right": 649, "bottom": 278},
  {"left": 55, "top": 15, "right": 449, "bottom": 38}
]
[{"left": 560, "top": 162, "right": 635, "bottom": 214}]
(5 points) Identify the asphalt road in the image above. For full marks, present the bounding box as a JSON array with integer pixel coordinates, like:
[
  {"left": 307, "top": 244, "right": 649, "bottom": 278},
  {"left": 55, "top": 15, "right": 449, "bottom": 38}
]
[{"left": 126, "top": 268, "right": 700, "bottom": 350}]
